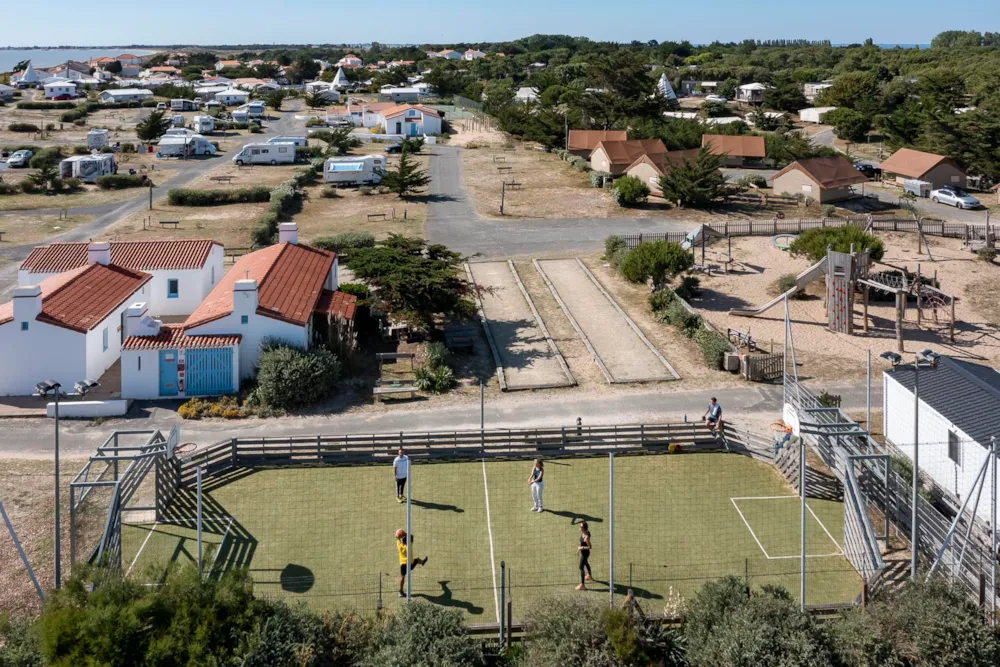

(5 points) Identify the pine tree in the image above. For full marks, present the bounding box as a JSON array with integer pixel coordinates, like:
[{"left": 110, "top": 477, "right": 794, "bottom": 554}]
[
  {"left": 135, "top": 110, "right": 172, "bottom": 142},
  {"left": 657, "top": 148, "right": 730, "bottom": 208},
  {"left": 380, "top": 148, "right": 430, "bottom": 198}
]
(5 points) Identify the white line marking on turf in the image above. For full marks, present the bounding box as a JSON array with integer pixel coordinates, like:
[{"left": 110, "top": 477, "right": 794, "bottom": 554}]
[
  {"left": 481, "top": 457, "right": 500, "bottom": 624},
  {"left": 731, "top": 496, "right": 845, "bottom": 559},
  {"left": 126, "top": 521, "right": 158, "bottom": 577}
]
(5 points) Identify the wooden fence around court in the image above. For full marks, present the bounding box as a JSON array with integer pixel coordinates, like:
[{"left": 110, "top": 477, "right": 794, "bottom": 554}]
[{"left": 741, "top": 353, "right": 784, "bottom": 382}]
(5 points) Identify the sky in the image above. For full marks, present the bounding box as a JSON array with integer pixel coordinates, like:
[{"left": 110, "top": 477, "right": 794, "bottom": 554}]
[{"left": 2, "top": 0, "right": 998, "bottom": 47}]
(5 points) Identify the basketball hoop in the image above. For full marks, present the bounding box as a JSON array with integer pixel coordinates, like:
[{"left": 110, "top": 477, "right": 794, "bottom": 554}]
[
  {"left": 770, "top": 421, "right": 793, "bottom": 433},
  {"left": 172, "top": 442, "right": 196, "bottom": 457}
]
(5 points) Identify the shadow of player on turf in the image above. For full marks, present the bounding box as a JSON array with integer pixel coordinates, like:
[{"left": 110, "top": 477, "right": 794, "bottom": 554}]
[
  {"left": 414, "top": 580, "right": 484, "bottom": 615},
  {"left": 411, "top": 499, "right": 465, "bottom": 513},
  {"left": 542, "top": 508, "right": 603, "bottom": 525}
]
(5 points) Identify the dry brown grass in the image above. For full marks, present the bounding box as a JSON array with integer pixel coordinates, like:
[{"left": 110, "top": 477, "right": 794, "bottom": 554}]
[
  {"left": 0, "top": 173, "right": 176, "bottom": 212},
  {"left": 105, "top": 200, "right": 270, "bottom": 248},
  {"left": 294, "top": 183, "right": 427, "bottom": 244},
  {"left": 0, "top": 212, "right": 93, "bottom": 244},
  {"left": 184, "top": 162, "right": 306, "bottom": 190}
]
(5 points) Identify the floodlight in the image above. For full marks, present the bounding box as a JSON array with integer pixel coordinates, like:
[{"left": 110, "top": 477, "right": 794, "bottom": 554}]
[{"left": 879, "top": 351, "right": 902, "bottom": 366}]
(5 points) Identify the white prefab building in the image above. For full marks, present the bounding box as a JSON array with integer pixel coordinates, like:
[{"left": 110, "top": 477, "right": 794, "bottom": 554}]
[
  {"left": 883, "top": 356, "right": 1000, "bottom": 523},
  {"left": 379, "top": 87, "right": 419, "bottom": 103},
  {"left": 799, "top": 107, "right": 837, "bottom": 124},
  {"left": 18, "top": 239, "right": 223, "bottom": 318},
  {"left": 216, "top": 89, "right": 249, "bottom": 106},
  {"left": 43, "top": 81, "right": 77, "bottom": 98},
  {"left": 59, "top": 153, "right": 116, "bottom": 183},
  {"left": 379, "top": 104, "right": 441, "bottom": 136},
  {"left": 99, "top": 88, "right": 153, "bottom": 103},
  {"left": 0, "top": 249, "right": 152, "bottom": 396},
  {"left": 170, "top": 99, "right": 197, "bottom": 111},
  {"left": 87, "top": 128, "right": 109, "bottom": 150},
  {"left": 515, "top": 87, "right": 539, "bottom": 103}
]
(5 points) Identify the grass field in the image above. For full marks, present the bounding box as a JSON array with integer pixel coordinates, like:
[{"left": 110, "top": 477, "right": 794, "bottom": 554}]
[{"left": 120, "top": 452, "right": 860, "bottom": 620}]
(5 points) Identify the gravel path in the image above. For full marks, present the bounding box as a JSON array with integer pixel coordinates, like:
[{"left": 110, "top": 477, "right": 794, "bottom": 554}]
[
  {"left": 535, "top": 258, "right": 678, "bottom": 383},
  {"left": 468, "top": 261, "right": 573, "bottom": 390}
]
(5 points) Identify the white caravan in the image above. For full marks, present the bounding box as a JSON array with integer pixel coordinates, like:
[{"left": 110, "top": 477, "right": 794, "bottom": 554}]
[
  {"left": 232, "top": 142, "right": 296, "bottom": 166},
  {"left": 323, "top": 155, "right": 385, "bottom": 185},
  {"left": 266, "top": 136, "right": 308, "bottom": 147},
  {"left": 59, "top": 153, "right": 115, "bottom": 183},
  {"left": 192, "top": 115, "right": 215, "bottom": 134}
]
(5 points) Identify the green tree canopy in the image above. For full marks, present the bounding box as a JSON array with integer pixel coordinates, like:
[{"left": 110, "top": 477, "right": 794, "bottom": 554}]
[
  {"left": 658, "top": 147, "right": 730, "bottom": 207},
  {"left": 379, "top": 148, "right": 430, "bottom": 197},
  {"left": 135, "top": 109, "right": 172, "bottom": 142}
]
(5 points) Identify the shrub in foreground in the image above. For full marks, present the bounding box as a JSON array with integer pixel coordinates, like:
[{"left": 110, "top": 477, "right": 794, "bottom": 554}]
[
  {"left": 611, "top": 175, "right": 650, "bottom": 207},
  {"left": 255, "top": 342, "right": 340, "bottom": 410},
  {"left": 361, "top": 602, "right": 483, "bottom": 667},
  {"left": 167, "top": 186, "right": 271, "bottom": 206},
  {"left": 619, "top": 240, "right": 692, "bottom": 288},
  {"left": 8, "top": 123, "right": 39, "bottom": 133},
  {"left": 312, "top": 231, "right": 377, "bottom": 254}
]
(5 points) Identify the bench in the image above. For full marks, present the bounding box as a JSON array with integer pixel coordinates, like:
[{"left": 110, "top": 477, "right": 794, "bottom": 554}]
[
  {"left": 158, "top": 220, "right": 180, "bottom": 229},
  {"left": 210, "top": 175, "right": 233, "bottom": 184},
  {"left": 727, "top": 327, "right": 756, "bottom": 351},
  {"left": 492, "top": 155, "right": 506, "bottom": 163},
  {"left": 504, "top": 180, "right": 522, "bottom": 190},
  {"left": 373, "top": 385, "right": 417, "bottom": 402},
  {"left": 367, "top": 213, "right": 387, "bottom": 221},
  {"left": 444, "top": 324, "right": 479, "bottom": 351},
  {"left": 496, "top": 165, "right": 512, "bottom": 173}
]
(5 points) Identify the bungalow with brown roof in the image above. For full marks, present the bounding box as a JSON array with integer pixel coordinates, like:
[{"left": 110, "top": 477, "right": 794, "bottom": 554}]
[
  {"left": 701, "top": 134, "right": 767, "bottom": 167},
  {"left": 771, "top": 156, "right": 868, "bottom": 203},
  {"left": 567, "top": 130, "right": 628, "bottom": 158},
  {"left": 589, "top": 139, "right": 667, "bottom": 176},
  {"left": 878, "top": 147, "right": 966, "bottom": 189},
  {"left": 625, "top": 149, "right": 701, "bottom": 192},
  {"left": 0, "top": 244, "right": 152, "bottom": 396}
]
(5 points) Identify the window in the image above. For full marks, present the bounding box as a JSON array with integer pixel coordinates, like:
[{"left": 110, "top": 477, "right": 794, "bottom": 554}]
[
  {"left": 167, "top": 278, "right": 179, "bottom": 298},
  {"left": 948, "top": 431, "right": 961, "bottom": 465},
  {"left": 102, "top": 327, "right": 109, "bottom": 351},
  {"left": 211, "top": 266, "right": 215, "bottom": 284},
  {"left": 138, "top": 357, "right": 141, "bottom": 371},
  {"left": 20, "top": 322, "right": 28, "bottom": 331},
  {"left": 241, "top": 315, "right": 249, "bottom": 324}
]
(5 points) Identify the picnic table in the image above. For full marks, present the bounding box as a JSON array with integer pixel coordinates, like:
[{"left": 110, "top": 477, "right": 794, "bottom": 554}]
[
  {"left": 444, "top": 324, "right": 478, "bottom": 351},
  {"left": 492, "top": 155, "right": 506, "bottom": 163},
  {"left": 504, "top": 180, "right": 522, "bottom": 190},
  {"left": 158, "top": 220, "right": 180, "bottom": 229},
  {"left": 496, "top": 165, "right": 513, "bottom": 173},
  {"left": 209, "top": 175, "right": 234, "bottom": 184},
  {"left": 367, "top": 212, "right": 387, "bottom": 221}
]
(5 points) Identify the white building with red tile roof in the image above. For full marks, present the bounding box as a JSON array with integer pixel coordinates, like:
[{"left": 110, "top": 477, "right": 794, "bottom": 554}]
[
  {"left": 379, "top": 104, "right": 442, "bottom": 136},
  {"left": 19, "top": 239, "right": 223, "bottom": 317},
  {"left": 0, "top": 243, "right": 152, "bottom": 396}
]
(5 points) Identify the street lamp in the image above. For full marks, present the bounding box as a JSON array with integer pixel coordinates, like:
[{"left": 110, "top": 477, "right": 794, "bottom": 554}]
[
  {"left": 880, "top": 349, "right": 939, "bottom": 580},
  {"left": 35, "top": 378, "right": 99, "bottom": 589}
]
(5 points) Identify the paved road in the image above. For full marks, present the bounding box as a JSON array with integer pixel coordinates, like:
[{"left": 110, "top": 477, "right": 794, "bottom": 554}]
[
  {"left": 0, "top": 379, "right": 878, "bottom": 458},
  {"left": 0, "top": 107, "right": 303, "bottom": 297},
  {"left": 862, "top": 184, "right": 993, "bottom": 224},
  {"left": 426, "top": 145, "right": 693, "bottom": 258}
]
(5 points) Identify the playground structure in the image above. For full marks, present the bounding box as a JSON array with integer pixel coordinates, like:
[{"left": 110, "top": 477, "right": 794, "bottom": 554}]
[
  {"left": 683, "top": 224, "right": 754, "bottom": 274},
  {"left": 731, "top": 242, "right": 957, "bottom": 351}
]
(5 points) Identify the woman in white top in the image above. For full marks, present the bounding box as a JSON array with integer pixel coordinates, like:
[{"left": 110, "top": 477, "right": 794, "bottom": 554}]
[{"left": 528, "top": 459, "right": 544, "bottom": 512}]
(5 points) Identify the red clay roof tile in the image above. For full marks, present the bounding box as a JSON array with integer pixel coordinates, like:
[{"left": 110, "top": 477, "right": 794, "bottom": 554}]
[
  {"left": 20, "top": 240, "right": 219, "bottom": 274},
  {"left": 123, "top": 325, "right": 240, "bottom": 350}
]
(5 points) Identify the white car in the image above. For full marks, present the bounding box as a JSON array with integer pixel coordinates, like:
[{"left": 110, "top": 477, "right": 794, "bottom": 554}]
[
  {"left": 705, "top": 94, "right": 729, "bottom": 103},
  {"left": 7, "top": 150, "right": 32, "bottom": 167},
  {"left": 930, "top": 185, "right": 981, "bottom": 210}
]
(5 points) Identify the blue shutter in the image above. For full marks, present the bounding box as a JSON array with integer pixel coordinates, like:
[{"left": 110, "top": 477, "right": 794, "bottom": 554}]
[{"left": 186, "top": 348, "right": 234, "bottom": 396}]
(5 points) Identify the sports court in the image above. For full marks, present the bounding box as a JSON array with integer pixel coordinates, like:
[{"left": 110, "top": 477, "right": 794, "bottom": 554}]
[{"left": 121, "top": 452, "right": 860, "bottom": 620}]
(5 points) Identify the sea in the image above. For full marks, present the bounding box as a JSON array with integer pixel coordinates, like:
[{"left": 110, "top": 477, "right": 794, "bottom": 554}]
[{"left": 0, "top": 48, "right": 157, "bottom": 73}]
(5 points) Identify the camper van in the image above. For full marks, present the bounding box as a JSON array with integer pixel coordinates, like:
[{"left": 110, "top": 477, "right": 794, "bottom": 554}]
[
  {"left": 157, "top": 134, "right": 217, "bottom": 157},
  {"left": 247, "top": 101, "right": 266, "bottom": 118},
  {"left": 266, "top": 136, "right": 308, "bottom": 148},
  {"left": 59, "top": 153, "right": 115, "bottom": 183},
  {"left": 323, "top": 155, "right": 385, "bottom": 185},
  {"left": 233, "top": 142, "right": 296, "bottom": 166},
  {"left": 231, "top": 109, "right": 249, "bottom": 123},
  {"left": 87, "top": 128, "right": 109, "bottom": 150},
  {"left": 170, "top": 114, "right": 186, "bottom": 127},
  {"left": 192, "top": 115, "right": 215, "bottom": 134}
]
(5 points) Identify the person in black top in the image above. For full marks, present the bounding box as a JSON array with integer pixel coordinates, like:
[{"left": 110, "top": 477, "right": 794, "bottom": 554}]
[{"left": 575, "top": 522, "right": 592, "bottom": 590}]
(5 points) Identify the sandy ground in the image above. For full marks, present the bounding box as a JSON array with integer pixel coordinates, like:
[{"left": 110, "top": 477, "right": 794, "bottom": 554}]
[
  {"left": 0, "top": 212, "right": 93, "bottom": 245},
  {"left": 691, "top": 233, "right": 1000, "bottom": 382},
  {"left": 0, "top": 170, "right": 176, "bottom": 212},
  {"left": 535, "top": 258, "right": 678, "bottom": 383},
  {"left": 467, "top": 260, "right": 573, "bottom": 389},
  {"left": 105, "top": 200, "right": 271, "bottom": 248},
  {"left": 447, "top": 118, "right": 508, "bottom": 149}
]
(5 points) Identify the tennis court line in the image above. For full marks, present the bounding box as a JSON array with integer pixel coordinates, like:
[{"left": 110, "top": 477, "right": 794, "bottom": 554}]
[
  {"left": 730, "top": 496, "right": 845, "bottom": 560},
  {"left": 481, "top": 457, "right": 500, "bottom": 624},
  {"left": 125, "top": 520, "right": 158, "bottom": 577}
]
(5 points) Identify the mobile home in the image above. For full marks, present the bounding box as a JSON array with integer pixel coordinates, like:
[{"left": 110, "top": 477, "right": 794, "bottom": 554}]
[
  {"left": 170, "top": 99, "right": 197, "bottom": 111},
  {"left": 247, "top": 101, "right": 266, "bottom": 118},
  {"left": 59, "top": 153, "right": 115, "bottom": 183},
  {"left": 231, "top": 109, "right": 249, "bottom": 123},
  {"left": 232, "top": 142, "right": 296, "bottom": 166}
]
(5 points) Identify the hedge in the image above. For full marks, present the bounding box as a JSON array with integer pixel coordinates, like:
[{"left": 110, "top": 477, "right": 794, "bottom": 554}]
[
  {"left": 311, "top": 231, "right": 375, "bottom": 254},
  {"left": 7, "top": 123, "right": 39, "bottom": 132},
  {"left": 250, "top": 179, "right": 299, "bottom": 247},
  {"left": 28, "top": 146, "right": 64, "bottom": 169},
  {"left": 167, "top": 186, "right": 271, "bottom": 206},
  {"left": 16, "top": 101, "right": 76, "bottom": 110},
  {"left": 0, "top": 182, "right": 20, "bottom": 195},
  {"left": 60, "top": 102, "right": 97, "bottom": 123},
  {"left": 96, "top": 174, "right": 148, "bottom": 190}
]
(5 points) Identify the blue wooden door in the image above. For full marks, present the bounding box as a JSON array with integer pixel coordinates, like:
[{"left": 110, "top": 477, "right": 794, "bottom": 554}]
[
  {"left": 408, "top": 121, "right": 418, "bottom": 136},
  {"left": 159, "top": 350, "right": 179, "bottom": 396},
  {"left": 186, "top": 348, "right": 234, "bottom": 396}
]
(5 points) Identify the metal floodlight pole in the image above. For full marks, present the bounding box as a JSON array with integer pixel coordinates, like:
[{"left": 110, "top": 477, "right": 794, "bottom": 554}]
[
  {"left": 53, "top": 388, "right": 61, "bottom": 589},
  {"left": 196, "top": 465, "right": 203, "bottom": 577},
  {"left": 406, "top": 459, "right": 412, "bottom": 602},
  {"left": 911, "top": 360, "right": 920, "bottom": 580},
  {"left": 800, "top": 434, "right": 806, "bottom": 610},
  {"left": 499, "top": 560, "right": 506, "bottom": 644},
  {"left": 609, "top": 452, "right": 615, "bottom": 607}
]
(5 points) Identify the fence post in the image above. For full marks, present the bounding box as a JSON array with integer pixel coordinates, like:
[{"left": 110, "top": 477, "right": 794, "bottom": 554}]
[
  {"left": 992, "top": 436, "right": 997, "bottom": 625},
  {"left": 196, "top": 465, "right": 203, "bottom": 578},
  {"left": 609, "top": 452, "right": 615, "bottom": 607},
  {"left": 499, "top": 561, "right": 506, "bottom": 645}
]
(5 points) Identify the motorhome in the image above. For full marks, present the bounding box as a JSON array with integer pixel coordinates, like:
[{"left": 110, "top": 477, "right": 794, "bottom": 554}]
[
  {"left": 231, "top": 109, "right": 249, "bottom": 123},
  {"left": 232, "top": 142, "right": 296, "bottom": 166},
  {"left": 164, "top": 128, "right": 196, "bottom": 136},
  {"left": 323, "top": 155, "right": 385, "bottom": 185},
  {"left": 87, "top": 128, "right": 109, "bottom": 150},
  {"left": 59, "top": 153, "right": 115, "bottom": 183},
  {"left": 192, "top": 115, "right": 215, "bottom": 134},
  {"left": 170, "top": 114, "right": 185, "bottom": 126},
  {"left": 157, "top": 134, "right": 217, "bottom": 157},
  {"left": 266, "top": 136, "right": 308, "bottom": 148},
  {"left": 170, "top": 99, "right": 197, "bottom": 111},
  {"left": 247, "top": 101, "right": 266, "bottom": 118}
]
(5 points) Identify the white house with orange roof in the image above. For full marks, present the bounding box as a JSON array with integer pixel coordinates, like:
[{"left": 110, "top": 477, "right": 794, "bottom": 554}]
[
  {"left": 337, "top": 54, "right": 363, "bottom": 69},
  {"left": 463, "top": 49, "right": 487, "bottom": 60},
  {"left": 215, "top": 59, "right": 241, "bottom": 71},
  {"left": 18, "top": 239, "right": 223, "bottom": 317},
  {"left": 379, "top": 104, "right": 442, "bottom": 136},
  {"left": 0, "top": 243, "right": 152, "bottom": 396}
]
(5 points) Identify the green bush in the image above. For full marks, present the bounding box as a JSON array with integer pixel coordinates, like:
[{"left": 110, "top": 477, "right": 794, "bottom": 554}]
[
  {"left": 167, "top": 186, "right": 271, "bottom": 206},
  {"left": 776, "top": 273, "right": 809, "bottom": 298},
  {"left": 120, "top": 142, "right": 136, "bottom": 153},
  {"left": 7, "top": 123, "right": 39, "bottom": 133},
  {"left": 19, "top": 180, "right": 40, "bottom": 194},
  {"left": 358, "top": 186, "right": 373, "bottom": 196},
  {"left": 59, "top": 102, "right": 97, "bottom": 123},
  {"left": 611, "top": 175, "right": 650, "bottom": 207},
  {"left": 694, "top": 328, "right": 730, "bottom": 369},
  {"left": 311, "top": 231, "right": 376, "bottom": 254},
  {"left": 292, "top": 166, "right": 317, "bottom": 186},
  {"left": 425, "top": 341, "right": 450, "bottom": 370},
  {"left": 16, "top": 101, "right": 76, "bottom": 110},
  {"left": 255, "top": 343, "right": 341, "bottom": 410},
  {"left": 0, "top": 182, "right": 21, "bottom": 195},
  {"left": 72, "top": 145, "right": 90, "bottom": 155},
  {"left": 820, "top": 204, "right": 837, "bottom": 217},
  {"left": 604, "top": 235, "right": 626, "bottom": 259},
  {"left": 737, "top": 173, "right": 768, "bottom": 188},
  {"left": 663, "top": 299, "right": 703, "bottom": 335},
  {"left": 789, "top": 226, "right": 885, "bottom": 263},
  {"left": 675, "top": 275, "right": 701, "bottom": 301},
  {"left": 523, "top": 596, "right": 615, "bottom": 666},
  {"left": 569, "top": 155, "right": 590, "bottom": 171},
  {"left": 649, "top": 287, "right": 676, "bottom": 312},
  {"left": 0, "top": 613, "right": 42, "bottom": 665},
  {"left": 321, "top": 184, "right": 341, "bottom": 198},
  {"left": 250, "top": 219, "right": 277, "bottom": 247},
  {"left": 414, "top": 365, "right": 457, "bottom": 393},
  {"left": 619, "top": 240, "right": 693, "bottom": 287},
  {"left": 361, "top": 602, "right": 483, "bottom": 667},
  {"left": 336, "top": 282, "right": 369, "bottom": 299},
  {"left": 609, "top": 247, "right": 629, "bottom": 269},
  {"left": 28, "top": 146, "right": 63, "bottom": 169},
  {"left": 304, "top": 117, "right": 326, "bottom": 127},
  {"left": 590, "top": 170, "right": 612, "bottom": 188},
  {"left": 976, "top": 247, "right": 997, "bottom": 263},
  {"left": 63, "top": 177, "right": 82, "bottom": 191},
  {"left": 95, "top": 174, "right": 146, "bottom": 190}
]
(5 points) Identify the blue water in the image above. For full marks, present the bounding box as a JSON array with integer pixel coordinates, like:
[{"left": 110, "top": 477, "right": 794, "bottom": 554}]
[{"left": 0, "top": 48, "right": 156, "bottom": 73}]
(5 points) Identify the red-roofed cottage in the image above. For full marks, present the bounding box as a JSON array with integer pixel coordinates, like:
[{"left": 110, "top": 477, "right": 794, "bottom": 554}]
[
  {"left": 379, "top": 104, "right": 442, "bottom": 136},
  {"left": 19, "top": 239, "right": 223, "bottom": 316},
  {"left": 0, "top": 244, "right": 152, "bottom": 395}
]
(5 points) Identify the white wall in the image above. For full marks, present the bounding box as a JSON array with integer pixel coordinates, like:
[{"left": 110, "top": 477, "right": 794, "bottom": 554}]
[
  {"left": 47, "top": 399, "right": 129, "bottom": 418},
  {"left": 883, "top": 373, "right": 999, "bottom": 523},
  {"left": 188, "top": 311, "right": 307, "bottom": 378},
  {"left": 0, "top": 320, "right": 86, "bottom": 395},
  {"left": 84, "top": 285, "right": 147, "bottom": 382}
]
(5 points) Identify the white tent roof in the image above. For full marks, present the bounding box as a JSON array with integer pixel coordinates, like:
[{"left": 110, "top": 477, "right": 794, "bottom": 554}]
[
  {"left": 657, "top": 74, "right": 678, "bottom": 102},
  {"left": 331, "top": 67, "right": 349, "bottom": 88},
  {"left": 738, "top": 82, "right": 768, "bottom": 91},
  {"left": 15, "top": 63, "right": 39, "bottom": 83}
]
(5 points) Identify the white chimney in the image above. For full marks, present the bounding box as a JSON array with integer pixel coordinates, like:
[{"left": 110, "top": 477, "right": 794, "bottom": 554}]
[
  {"left": 278, "top": 222, "right": 298, "bottom": 245},
  {"left": 233, "top": 279, "right": 258, "bottom": 319},
  {"left": 12, "top": 285, "right": 42, "bottom": 322},
  {"left": 87, "top": 241, "right": 111, "bottom": 266},
  {"left": 124, "top": 302, "right": 161, "bottom": 338}
]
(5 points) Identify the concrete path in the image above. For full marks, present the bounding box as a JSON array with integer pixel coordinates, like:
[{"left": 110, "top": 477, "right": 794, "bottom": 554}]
[
  {"left": 535, "top": 258, "right": 678, "bottom": 383},
  {"left": 467, "top": 260, "right": 573, "bottom": 390}
]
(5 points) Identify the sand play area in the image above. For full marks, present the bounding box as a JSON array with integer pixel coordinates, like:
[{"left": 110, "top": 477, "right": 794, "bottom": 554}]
[{"left": 690, "top": 233, "right": 1000, "bottom": 381}]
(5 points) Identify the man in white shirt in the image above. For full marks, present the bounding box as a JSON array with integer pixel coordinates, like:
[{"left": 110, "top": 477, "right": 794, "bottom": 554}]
[{"left": 393, "top": 448, "right": 410, "bottom": 503}]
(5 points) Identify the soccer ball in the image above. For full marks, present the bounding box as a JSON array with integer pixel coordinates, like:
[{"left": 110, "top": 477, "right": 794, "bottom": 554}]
[{"left": 395, "top": 529, "right": 405, "bottom": 539}]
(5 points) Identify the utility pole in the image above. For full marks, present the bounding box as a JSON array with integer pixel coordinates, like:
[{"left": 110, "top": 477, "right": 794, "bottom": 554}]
[
  {"left": 500, "top": 181, "right": 505, "bottom": 215},
  {"left": 911, "top": 358, "right": 920, "bottom": 580}
]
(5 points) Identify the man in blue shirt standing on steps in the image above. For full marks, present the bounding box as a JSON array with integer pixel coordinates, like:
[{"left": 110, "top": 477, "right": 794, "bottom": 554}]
[{"left": 703, "top": 397, "right": 723, "bottom": 435}]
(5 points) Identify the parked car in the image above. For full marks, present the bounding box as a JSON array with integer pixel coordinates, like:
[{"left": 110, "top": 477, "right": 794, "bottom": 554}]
[
  {"left": 705, "top": 94, "right": 728, "bottom": 103},
  {"left": 386, "top": 142, "right": 403, "bottom": 154},
  {"left": 854, "top": 162, "right": 880, "bottom": 179},
  {"left": 930, "top": 185, "right": 982, "bottom": 209},
  {"left": 7, "top": 150, "right": 33, "bottom": 167},
  {"left": 156, "top": 102, "right": 167, "bottom": 110},
  {"left": 52, "top": 94, "right": 74, "bottom": 101}
]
